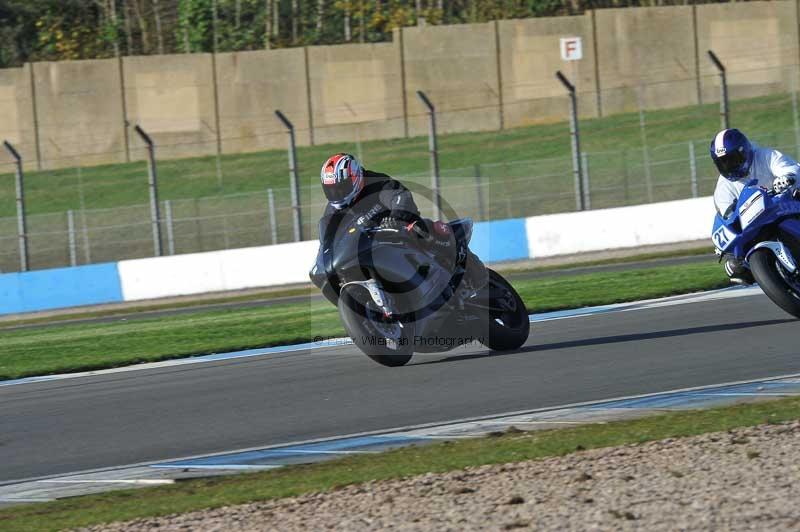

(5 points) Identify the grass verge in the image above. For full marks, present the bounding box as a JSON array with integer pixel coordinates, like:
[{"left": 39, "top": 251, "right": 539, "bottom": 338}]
[
  {"left": 2, "top": 395, "right": 798, "bottom": 532},
  {"left": 0, "top": 260, "right": 727, "bottom": 380}
]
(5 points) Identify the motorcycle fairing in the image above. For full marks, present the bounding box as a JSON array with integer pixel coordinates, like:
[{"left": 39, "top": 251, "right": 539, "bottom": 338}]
[{"left": 712, "top": 181, "right": 800, "bottom": 259}]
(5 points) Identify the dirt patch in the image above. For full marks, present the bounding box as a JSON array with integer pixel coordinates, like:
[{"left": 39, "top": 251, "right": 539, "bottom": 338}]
[{"left": 82, "top": 420, "right": 800, "bottom": 531}]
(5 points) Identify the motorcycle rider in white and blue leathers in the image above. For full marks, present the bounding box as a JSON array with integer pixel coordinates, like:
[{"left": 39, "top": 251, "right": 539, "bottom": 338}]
[{"left": 711, "top": 128, "right": 800, "bottom": 284}]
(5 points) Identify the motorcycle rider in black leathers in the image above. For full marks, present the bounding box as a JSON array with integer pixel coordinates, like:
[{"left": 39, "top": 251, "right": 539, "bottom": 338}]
[{"left": 312, "top": 153, "right": 488, "bottom": 295}]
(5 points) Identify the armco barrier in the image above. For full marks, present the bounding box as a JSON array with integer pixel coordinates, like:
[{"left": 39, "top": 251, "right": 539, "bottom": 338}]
[{"left": 0, "top": 198, "right": 714, "bottom": 315}]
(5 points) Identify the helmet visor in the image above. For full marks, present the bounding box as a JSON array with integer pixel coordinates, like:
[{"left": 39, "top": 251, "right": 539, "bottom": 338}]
[
  {"left": 715, "top": 149, "right": 747, "bottom": 177},
  {"left": 323, "top": 178, "right": 355, "bottom": 204}
]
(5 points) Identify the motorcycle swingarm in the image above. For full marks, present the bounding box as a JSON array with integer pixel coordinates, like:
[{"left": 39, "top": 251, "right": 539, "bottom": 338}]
[{"left": 745, "top": 241, "right": 798, "bottom": 273}]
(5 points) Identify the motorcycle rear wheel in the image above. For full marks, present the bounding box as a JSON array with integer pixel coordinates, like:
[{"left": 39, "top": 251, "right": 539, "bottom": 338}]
[
  {"left": 477, "top": 269, "right": 531, "bottom": 351},
  {"left": 749, "top": 248, "right": 800, "bottom": 319},
  {"left": 338, "top": 286, "right": 415, "bottom": 367}
]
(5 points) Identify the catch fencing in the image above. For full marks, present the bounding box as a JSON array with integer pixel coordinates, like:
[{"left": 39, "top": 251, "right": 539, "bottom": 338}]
[{"left": 6, "top": 127, "right": 800, "bottom": 274}]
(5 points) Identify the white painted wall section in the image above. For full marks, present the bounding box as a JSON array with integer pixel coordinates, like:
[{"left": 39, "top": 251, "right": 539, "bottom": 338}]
[
  {"left": 118, "top": 240, "right": 318, "bottom": 301},
  {"left": 525, "top": 197, "right": 713, "bottom": 258}
]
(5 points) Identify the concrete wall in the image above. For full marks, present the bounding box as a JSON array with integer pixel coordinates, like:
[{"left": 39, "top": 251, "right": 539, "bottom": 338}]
[
  {"left": 33, "top": 59, "right": 126, "bottom": 168},
  {"left": 308, "top": 42, "right": 406, "bottom": 145},
  {"left": 217, "top": 48, "right": 312, "bottom": 152},
  {"left": 498, "top": 14, "right": 599, "bottom": 126},
  {"left": 124, "top": 53, "right": 219, "bottom": 161},
  {"left": 595, "top": 6, "right": 699, "bottom": 115},
  {"left": 403, "top": 22, "right": 502, "bottom": 135},
  {"left": 2, "top": 2, "right": 799, "bottom": 169},
  {"left": 0, "top": 65, "right": 37, "bottom": 168},
  {"left": 696, "top": 1, "right": 799, "bottom": 103}
]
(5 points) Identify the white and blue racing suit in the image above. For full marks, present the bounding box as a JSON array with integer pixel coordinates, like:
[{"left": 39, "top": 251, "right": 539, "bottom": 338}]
[
  {"left": 713, "top": 144, "right": 800, "bottom": 281},
  {"left": 713, "top": 144, "right": 800, "bottom": 217}
]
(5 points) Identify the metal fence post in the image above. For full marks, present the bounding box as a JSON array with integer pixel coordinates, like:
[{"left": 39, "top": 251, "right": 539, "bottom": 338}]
[
  {"left": 416, "top": 90, "right": 441, "bottom": 220},
  {"left": 67, "top": 209, "right": 77, "bottom": 266},
  {"left": 3, "top": 140, "right": 29, "bottom": 271},
  {"left": 556, "top": 71, "right": 585, "bottom": 211},
  {"left": 474, "top": 165, "right": 486, "bottom": 221},
  {"left": 621, "top": 149, "right": 630, "bottom": 205},
  {"left": 267, "top": 188, "right": 278, "bottom": 245},
  {"left": 637, "top": 88, "right": 654, "bottom": 203},
  {"left": 580, "top": 152, "right": 591, "bottom": 210},
  {"left": 793, "top": 70, "right": 800, "bottom": 159},
  {"left": 689, "top": 141, "right": 699, "bottom": 198},
  {"left": 708, "top": 50, "right": 729, "bottom": 130},
  {"left": 275, "top": 110, "right": 303, "bottom": 242},
  {"left": 164, "top": 199, "right": 175, "bottom": 255},
  {"left": 133, "top": 125, "right": 163, "bottom": 257}
]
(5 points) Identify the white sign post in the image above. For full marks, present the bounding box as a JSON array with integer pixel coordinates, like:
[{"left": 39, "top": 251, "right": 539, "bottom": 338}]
[{"left": 560, "top": 37, "right": 583, "bottom": 61}]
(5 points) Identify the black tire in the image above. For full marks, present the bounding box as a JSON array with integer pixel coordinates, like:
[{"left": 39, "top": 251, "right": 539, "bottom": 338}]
[
  {"left": 337, "top": 286, "right": 415, "bottom": 367},
  {"left": 478, "top": 269, "right": 531, "bottom": 351},
  {"left": 749, "top": 248, "right": 800, "bottom": 319}
]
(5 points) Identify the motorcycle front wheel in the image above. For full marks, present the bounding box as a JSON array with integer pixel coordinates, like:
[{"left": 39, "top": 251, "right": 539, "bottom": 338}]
[
  {"left": 749, "top": 248, "right": 800, "bottom": 319},
  {"left": 337, "top": 286, "right": 415, "bottom": 367}
]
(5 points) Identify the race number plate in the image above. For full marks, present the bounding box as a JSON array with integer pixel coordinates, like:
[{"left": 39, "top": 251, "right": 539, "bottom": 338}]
[{"left": 712, "top": 224, "right": 736, "bottom": 251}]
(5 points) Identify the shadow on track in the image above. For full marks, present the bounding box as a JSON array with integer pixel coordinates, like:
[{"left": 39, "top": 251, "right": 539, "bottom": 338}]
[{"left": 415, "top": 318, "right": 796, "bottom": 366}]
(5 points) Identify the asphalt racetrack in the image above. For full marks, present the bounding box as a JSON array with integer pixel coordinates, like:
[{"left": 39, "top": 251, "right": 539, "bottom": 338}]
[{"left": 2, "top": 284, "right": 799, "bottom": 485}]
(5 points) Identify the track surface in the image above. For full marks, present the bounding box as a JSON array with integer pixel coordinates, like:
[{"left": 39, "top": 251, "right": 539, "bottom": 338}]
[{"left": 3, "top": 286, "right": 799, "bottom": 484}]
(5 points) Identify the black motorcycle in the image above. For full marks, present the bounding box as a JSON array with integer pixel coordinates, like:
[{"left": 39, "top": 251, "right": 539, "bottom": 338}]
[{"left": 310, "top": 216, "right": 530, "bottom": 367}]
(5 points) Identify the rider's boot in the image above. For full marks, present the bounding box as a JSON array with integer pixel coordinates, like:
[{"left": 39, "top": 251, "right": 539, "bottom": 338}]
[{"left": 725, "top": 257, "right": 755, "bottom": 285}]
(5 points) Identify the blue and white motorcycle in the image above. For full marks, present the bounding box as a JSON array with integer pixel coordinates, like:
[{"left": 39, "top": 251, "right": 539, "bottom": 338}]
[{"left": 712, "top": 179, "right": 800, "bottom": 318}]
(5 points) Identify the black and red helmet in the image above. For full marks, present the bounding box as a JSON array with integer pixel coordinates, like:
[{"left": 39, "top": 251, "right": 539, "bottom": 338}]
[{"left": 320, "top": 153, "right": 365, "bottom": 209}]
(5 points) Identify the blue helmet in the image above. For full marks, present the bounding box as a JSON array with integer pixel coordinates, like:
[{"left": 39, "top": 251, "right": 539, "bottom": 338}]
[{"left": 710, "top": 128, "right": 754, "bottom": 181}]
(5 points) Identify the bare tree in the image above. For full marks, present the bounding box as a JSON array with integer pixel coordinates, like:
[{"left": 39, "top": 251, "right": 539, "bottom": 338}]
[
  {"left": 273, "top": 0, "right": 280, "bottom": 38},
  {"left": 152, "top": 0, "right": 164, "bottom": 54},
  {"left": 359, "top": 0, "right": 365, "bottom": 42},
  {"left": 316, "top": 0, "right": 325, "bottom": 33},
  {"left": 123, "top": 0, "right": 134, "bottom": 54},
  {"left": 265, "top": 0, "right": 272, "bottom": 48},
  {"left": 131, "top": 0, "right": 150, "bottom": 54},
  {"left": 344, "top": 1, "right": 351, "bottom": 41},
  {"left": 212, "top": 0, "right": 219, "bottom": 52},
  {"left": 291, "top": 0, "right": 298, "bottom": 43}
]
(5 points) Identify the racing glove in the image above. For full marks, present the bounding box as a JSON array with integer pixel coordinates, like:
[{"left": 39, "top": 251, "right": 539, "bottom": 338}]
[
  {"left": 773, "top": 175, "right": 796, "bottom": 194},
  {"left": 378, "top": 217, "right": 404, "bottom": 231}
]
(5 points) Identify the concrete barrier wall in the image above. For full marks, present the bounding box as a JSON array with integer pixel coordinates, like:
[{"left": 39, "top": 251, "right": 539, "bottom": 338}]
[
  {"left": 3, "top": 3, "right": 799, "bottom": 169},
  {"left": 0, "top": 197, "right": 716, "bottom": 314},
  {"left": 124, "top": 53, "right": 219, "bottom": 161},
  {"left": 595, "top": 6, "right": 699, "bottom": 115},
  {"left": 525, "top": 196, "right": 711, "bottom": 258},
  {"left": 33, "top": 59, "right": 126, "bottom": 168},
  {"left": 0, "top": 263, "right": 122, "bottom": 314},
  {"left": 217, "top": 48, "right": 312, "bottom": 152},
  {"left": 696, "top": 1, "right": 799, "bottom": 103},
  {"left": 403, "top": 22, "right": 502, "bottom": 136},
  {"left": 498, "top": 14, "right": 599, "bottom": 126},
  {"left": 0, "top": 65, "right": 37, "bottom": 168},
  {"left": 308, "top": 42, "right": 406, "bottom": 145}
]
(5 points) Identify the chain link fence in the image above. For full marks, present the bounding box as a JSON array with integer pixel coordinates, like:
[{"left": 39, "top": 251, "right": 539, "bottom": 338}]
[{"left": 5, "top": 131, "right": 793, "bottom": 273}]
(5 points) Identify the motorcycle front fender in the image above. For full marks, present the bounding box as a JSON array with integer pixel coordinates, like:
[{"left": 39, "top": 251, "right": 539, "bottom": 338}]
[{"left": 745, "top": 241, "right": 797, "bottom": 273}]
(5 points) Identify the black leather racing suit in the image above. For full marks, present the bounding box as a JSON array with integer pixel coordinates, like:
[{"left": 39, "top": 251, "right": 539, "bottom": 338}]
[{"left": 312, "top": 170, "right": 486, "bottom": 291}]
